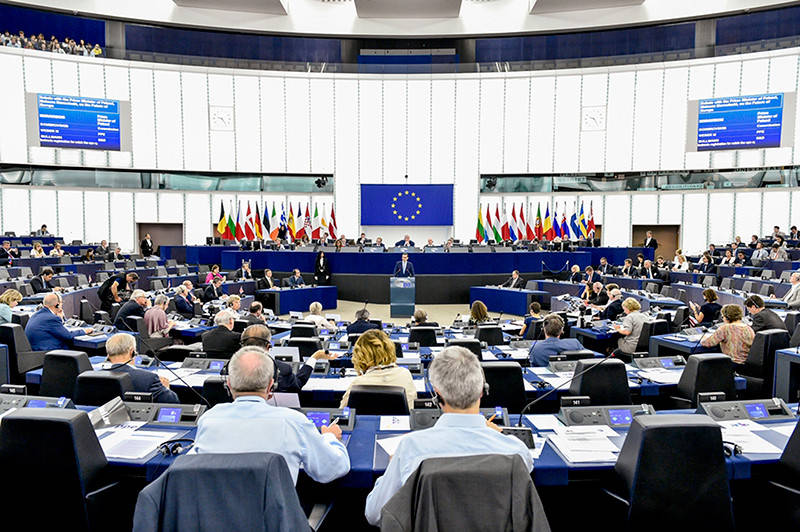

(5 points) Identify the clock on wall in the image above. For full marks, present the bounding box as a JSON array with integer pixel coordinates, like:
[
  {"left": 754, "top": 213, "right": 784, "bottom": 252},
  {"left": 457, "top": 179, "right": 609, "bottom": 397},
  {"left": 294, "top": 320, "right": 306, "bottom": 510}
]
[
  {"left": 209, "top": 106, "right": 234, "bottom": 131},
  {"left": 581, "top": 106, "right": 607, "bottom": 132}
]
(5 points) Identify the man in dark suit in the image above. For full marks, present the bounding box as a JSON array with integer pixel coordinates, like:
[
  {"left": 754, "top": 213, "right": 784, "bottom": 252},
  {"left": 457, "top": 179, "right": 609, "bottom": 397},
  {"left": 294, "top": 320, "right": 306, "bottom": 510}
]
[
  {"left": 619, "top": 259, "right": 637, "bottom": 277},
  {"left": 141, "top": 233, "right": 154, "bottom": 257},
  {"left": 528, "top": 315, "right": 584, "bottom": 367},
  {"left": 173, "top": 286, "right": 194, "bottom": 318},
  {"left": 356, "top": 233, "right": 368, "bottom": 246},
  {"left": 106, "top": 247, "right": 124, "bottom": 261},
  {"left": 243, "top": 302, "right": 267, "bottom": 325},
  {"left": 101, "top": 333, "right": 179, "bottom": 403},
  {"left": 393, "top": 253, "right": 415, "bottom": 277},
  {"left": 597, "top": 257, "right": 613, "bottom": 275},
  {"left": 234, "top": 261, "right": 252, "bottom": 280},
  {"left": 202, "top": 310, "right": 242, "bottom": 358},
  {"left": 643, "top": 231, "right": 658, "bottom": 249},
  {"left": 0, "top": 240, "right": 20, "bottom": 265},
  {"left": 395, "top": 235, "right": 415, "bottom": 247},
  {"left": 30, "top": 268, "right": 61, "bottom": 294},
  {"left": 25, "top": 293, "right": 93, "bottom": 351},
  {"left": 500, "top": 270, "right": 524, "bottom": 289},
  {"left": 239, "top": 324, "right": 336, "bottom": 392},
  {"left": 599, "top": 289, "right": 624, "bottom": 321},
  {"left": 97, "top": 271, "right": 139, "bottom": 312},
  {"left": 346, "top": 309, "right": 380, "bottom": 335},
  {"left": 95, "top": 240, "right": 110, "bottom": 256},
  {"left": 640, "top": 260, "right": 661, "bottom": 280},
  {"left": 745, "top": 295, "right": 788, "bottom": 333},
  {"left": 113, "top": 289, "right": 149, "bottom": 330},
  {"left": 262, "top": 269, "right": 276, "bottom": 289},
  {"left": 203, "top": 278, "right": 224, "bottom": 302},
  {"left": 288, "top": 269, "right": 305, "bottom": 287}
]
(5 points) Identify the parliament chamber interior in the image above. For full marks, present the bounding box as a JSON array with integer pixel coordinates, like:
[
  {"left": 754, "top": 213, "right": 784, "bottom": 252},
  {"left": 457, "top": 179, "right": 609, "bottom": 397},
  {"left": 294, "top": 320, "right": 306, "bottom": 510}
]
[{"left": 4, "top": 0, "right": 800, "bottom": 530}]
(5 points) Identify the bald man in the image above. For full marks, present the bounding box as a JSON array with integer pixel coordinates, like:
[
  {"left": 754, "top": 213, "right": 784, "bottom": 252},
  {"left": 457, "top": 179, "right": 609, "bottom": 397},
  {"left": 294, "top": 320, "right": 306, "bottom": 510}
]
[{"left": 25, "top": 293, "right": 92, "bottom": 351}]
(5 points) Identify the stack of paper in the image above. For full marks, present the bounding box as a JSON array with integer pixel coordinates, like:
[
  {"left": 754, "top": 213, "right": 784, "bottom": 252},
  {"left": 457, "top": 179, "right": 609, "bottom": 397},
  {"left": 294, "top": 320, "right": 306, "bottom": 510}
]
[
  {"left": 524, "top": 414, "right": 564, "bottom": 432},
  {"left": 718, "top": 419, "right": 783, "bottom": 454},
  {"left": 637, "top": 369, "right": 683, "bottom": 384},
  {"left": 547, "top": 425, "right": 620, "bottom": 463}
]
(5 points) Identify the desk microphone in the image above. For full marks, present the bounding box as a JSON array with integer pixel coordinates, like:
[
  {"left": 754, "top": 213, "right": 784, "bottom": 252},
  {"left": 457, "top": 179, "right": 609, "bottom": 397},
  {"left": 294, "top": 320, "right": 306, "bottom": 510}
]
[
  {"left": 137, "top": 336, "right": 211, "bottom": 407},
  {"left": 517, "top": 351, "right": 618, "bottom": 427}
]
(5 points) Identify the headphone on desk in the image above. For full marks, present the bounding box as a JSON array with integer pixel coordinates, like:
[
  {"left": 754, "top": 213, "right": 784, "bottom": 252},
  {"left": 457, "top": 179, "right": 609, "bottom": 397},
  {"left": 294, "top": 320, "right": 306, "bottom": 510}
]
[
  {"left": 158, "top": 438, "right": 195, "bottom": 456},
  {"left": 722, "top": 441, "right": 743, "bottom": 457}
]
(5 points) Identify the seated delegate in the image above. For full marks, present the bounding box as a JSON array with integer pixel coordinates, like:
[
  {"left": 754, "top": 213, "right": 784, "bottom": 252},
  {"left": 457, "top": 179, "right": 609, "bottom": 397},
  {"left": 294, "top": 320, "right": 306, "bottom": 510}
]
[
  {"left": 689, "top": 288, "right": 721, "bottom": 326},
  {"left": 700, "top": 304, "right": 754, "bottom": 366},
  {"left": 25, "top": 293, "right": 93, "bottom": 351},
  {"left": 364, "top": 346, "right": 532, "bottom": 526},
  {"left": 346, "top": 308, "right": 380, "bottom": 335},
  {"left": 528, "top": 314, "right": 584, "bottom": 367},
  {"left": 611, "top": 297, "right": 647, "bottom": 358},
  {"left": 518, "top": 302, "right": 542, "bottom": 338},
  {"left": 191, "top": 345, "right": 350, "bottom": 484},
  {"left": 101, "top": 333, "right": 178, "bottom": 403}
]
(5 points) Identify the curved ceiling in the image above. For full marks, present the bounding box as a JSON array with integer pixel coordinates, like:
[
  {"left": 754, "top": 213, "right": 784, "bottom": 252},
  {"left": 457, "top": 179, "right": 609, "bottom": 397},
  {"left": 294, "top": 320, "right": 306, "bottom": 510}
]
[{"left": 7, "top": 0, "right": 800, "bottom": 37}]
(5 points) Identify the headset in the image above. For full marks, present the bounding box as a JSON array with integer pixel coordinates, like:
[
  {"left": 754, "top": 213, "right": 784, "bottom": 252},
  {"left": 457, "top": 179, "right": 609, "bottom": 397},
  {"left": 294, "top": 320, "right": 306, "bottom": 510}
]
[
  {"left": 722, "top": 441, "right": 743, "bottom": 457},
  {"left": 158, "top": 438, "right": 195, "bottom": 456}
]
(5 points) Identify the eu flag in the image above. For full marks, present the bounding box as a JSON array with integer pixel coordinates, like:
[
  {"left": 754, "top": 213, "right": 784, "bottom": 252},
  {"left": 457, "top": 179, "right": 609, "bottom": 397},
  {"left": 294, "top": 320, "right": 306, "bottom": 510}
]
[{"left": 360, "top": 184, "right": 454, "bottom": 225}]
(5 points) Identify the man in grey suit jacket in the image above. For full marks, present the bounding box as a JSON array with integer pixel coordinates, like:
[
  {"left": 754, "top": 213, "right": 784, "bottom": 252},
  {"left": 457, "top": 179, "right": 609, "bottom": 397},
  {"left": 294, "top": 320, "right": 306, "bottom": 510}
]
[
  {"left": 783, "top": 273, "right": 800, "bottom": 309},
  {"left": 744, "top": 295, "right": 788, "bottom": 333}
]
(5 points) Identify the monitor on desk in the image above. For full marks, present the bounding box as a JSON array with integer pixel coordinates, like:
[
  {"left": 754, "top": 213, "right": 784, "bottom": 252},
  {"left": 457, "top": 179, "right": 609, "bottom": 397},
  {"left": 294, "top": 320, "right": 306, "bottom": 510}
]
[{"left": 157, "top": 407, "right": 182, "bottom": 423}]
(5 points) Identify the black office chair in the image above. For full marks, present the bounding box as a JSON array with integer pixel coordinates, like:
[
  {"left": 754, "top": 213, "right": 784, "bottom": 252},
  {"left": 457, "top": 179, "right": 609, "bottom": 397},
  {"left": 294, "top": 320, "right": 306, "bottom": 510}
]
[
  {"left": 480, "top": 362, "right": 527, "bottom": 413},
  {"left": 555, "top": 349, "right": 595, "bottom": 361},
  {"left": 393, "top": 341, "right": 404, "bottom": 359},
  {"left": 645, "top": 282, "right": 659, "bottom": 293},
  {"left": 0, "top": 323, "right": 47, "bottom": 384},
  {"left": 281, "top": 277, "right": 293, "bottom": 287},
  {"left": 660, "top": 285, "right": 673, "bottom": 298},
  {"left": 765, "top": 422, "right": 800, "bottom": 526},
  {"left": 720, "top": 278, "right": 733, "bottom": 290},
  {"left": 791, "top": 323, "right": 800, "bottom": 348},
  {"left": 631, "top": 319, "right": 669, "bottom": 358},
  {"left": 671, "top": 306, "right": 690, "bottom": 332},
  {"left": 610, "top": 415, "right": 733, "bottom": 529},
  {"left": 0, "top": 409, "right": 127, "bottom": 532},
  {"left": 760, "top": 284, "right": 776, "bottom": 297},
  {"left": 762, "top": 269, "right": 775, "bottom": 280},
  {"left": 671, "top": 354, "right": 737, "bottom": 408},
  {"left": 567, "top": 358, "right": 631, "bottom": 405},
  {"left": 524, "top": 280, "right": 538, "bottom": 290},
  {"left": 126, "top": 316, "right": 173, "bottom": 352},
  {"left": 202, "top": 376, "right": 232, "bottom": 407},
  {"left": 676, "top": 289, "right": 689, "bottom": 306},
  {"left": 475, "top": 325, "right": 505, "bottom": 346},
  {"left": 74, "top": 371, "right": 134, "bottom": 406},
  {"left": 740, "top": 328, "right": 790, "bottom": 398},
  {"left": 151, "top": 279, "right": 165, "bottom": 291},
  {"left": 231, "top": 319, "right": 249, "bottom": 333},
  {"left": 524, "top": 319, "right": 543, "bottom": 340},
  {"left": 109, "top": 302, "right": 121, "bottom": 321},
  {"left": 446, "top": 338, "right": 483, "bottom": 359},
  {"left": 347, "top": 385, "right": 409, "bottom": 415},
  {"left": 347, "top": 333, "right": 363, "bottom": 345},
  {"left": 290, "top": 324, "right": 317, "bottom": 338},
  {"left": 285, "top": 338, "right": 323, "bottom": 359},
  {"left": 784, "top": 311, "right": 800, "bottom": 334},
  {"left": 702, "top": 276, "right": 717, "bottom": 287},
  {"left": 95, "top": 272, "right": 110, "bottom": 283},
  {"left": 408, "top": 326, "right": 438, "bottom": 347},
  {"left": 39, "top": 350, "right": 93, "bottom": 399},
  {"left": 742, "top": 281, "right": 755, "bottom": 293}
]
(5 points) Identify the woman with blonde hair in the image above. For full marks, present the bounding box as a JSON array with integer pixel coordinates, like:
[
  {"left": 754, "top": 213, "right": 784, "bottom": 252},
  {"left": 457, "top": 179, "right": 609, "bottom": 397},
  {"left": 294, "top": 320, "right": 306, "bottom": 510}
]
[
  {"left": 0, "top": 289, "right": 22, "bottom": 324},
  {"left": 31, "top": 242, "right": 45, "bottom": 258},
  {"left": 340, "top": 329, "right": 416, "bottom": 410},
  {"left": 612, "top": 297, "right": 647, "bottom": 358},
  {"left": 305, "top": 301, "right": 336, "bottom": 330},
  {"left": 226, "top": 294, "right": 241, "bottom": 312}
]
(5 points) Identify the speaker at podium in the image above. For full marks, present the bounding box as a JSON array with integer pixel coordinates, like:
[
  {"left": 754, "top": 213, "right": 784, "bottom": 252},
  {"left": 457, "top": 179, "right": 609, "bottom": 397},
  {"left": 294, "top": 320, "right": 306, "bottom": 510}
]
[{"left": 390, "top": 277, "right": 415, "bottom": 318}]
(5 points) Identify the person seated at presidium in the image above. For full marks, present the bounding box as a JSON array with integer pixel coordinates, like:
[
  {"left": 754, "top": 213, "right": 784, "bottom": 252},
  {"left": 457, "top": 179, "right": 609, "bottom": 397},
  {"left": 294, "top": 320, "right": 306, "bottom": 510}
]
[
  {"left": 611, "top": 298, "right": 647, "bottom": 357},
  {"left": 288, "top": 269, "right": 305, "bottom": 287},
  {"left": 528, "top": 314, "right": 584, "bottom": 367},
  {"left": 191, "top": 345, "right": 350, "bottom": 484},
  {"left": 500, "top": 269, "right": 524, "bottom": 289},
  {"left": 393, "top": 253, "right": 415, "bottom": 278},
  {"left": 25, "top": 293, "right": 93, "bottom": 351},
  {"left": 518, "top": 302, "right": 542, "bottom": 338},
  {"left": 0, "top": 289, "right": 22, "bottom": 325},
  {"left": 395, "top": 235, "right": 415, "bottom": 247},
  {"left": 205, "top": 264, "right": 225, "bottom": 284},
  {"left": 113, "top": 289, "right": 150, "bottom": 330},
  {"left": 700, "top": 304, "right": 755, "bottom": 365},
  {"left": 144, "top": 294, "right": 175, "bottom": 338},
  {"left": 689, "top": 288, "right": 721, "bottom": 326},
  {"left": 346, "top": 308, "right": 380, "bottom": 335},
  {"left": 314, "top": 251, "right": 331, "bottom": 286},
  {"left": 262, "top": 268, "right": 276, "bottom": 289},
  {"left": 201, "top": 309, "right": 242, "bottom": 358},
  {"left": 364, "top": 346, "right": 532, "bottom": 526},
  {"left": 744, "top": 295, "right": 787, "bottom": 333},
  {"left": 339, "top": 329, "right": 417, "bottom": 411},
  {"left": 101, "top": 333, "right": 178, "bottom": 403}
]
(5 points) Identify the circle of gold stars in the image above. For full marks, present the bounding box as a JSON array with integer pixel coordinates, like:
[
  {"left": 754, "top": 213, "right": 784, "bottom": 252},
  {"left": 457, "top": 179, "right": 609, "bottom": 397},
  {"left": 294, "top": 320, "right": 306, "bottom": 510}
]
[{"left": 391, "top": 190, "right": 423, "bottom": 221}]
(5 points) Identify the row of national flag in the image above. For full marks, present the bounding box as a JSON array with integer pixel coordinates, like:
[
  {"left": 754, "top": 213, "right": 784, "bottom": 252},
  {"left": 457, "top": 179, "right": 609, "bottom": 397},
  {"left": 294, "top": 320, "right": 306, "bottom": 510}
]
[
  {"left": 476, "top": 201, "right": 595, "bottom": 243},
  {"left": 216, "top": 201, "right": 338, "bottom": 242}
]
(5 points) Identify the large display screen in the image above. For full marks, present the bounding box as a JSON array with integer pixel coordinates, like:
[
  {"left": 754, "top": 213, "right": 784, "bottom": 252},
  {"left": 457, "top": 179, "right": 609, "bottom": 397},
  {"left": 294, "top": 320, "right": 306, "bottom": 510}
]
[
  {"left": 687, "top": 92, "right": 796, "bottom": 153},
  {"left": 37, "top": 93, "right": 121, "bottom": 150},
  {"left": 360, "top": 184, "right": 454, "bottom": 226}
]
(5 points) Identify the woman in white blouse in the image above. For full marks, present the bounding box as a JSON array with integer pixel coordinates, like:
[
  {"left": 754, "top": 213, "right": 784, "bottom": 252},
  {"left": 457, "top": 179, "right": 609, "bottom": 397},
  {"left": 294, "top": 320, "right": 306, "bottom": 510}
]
[
  {"left": 672, "top": 254, "right": 689, "bottom": 271},
  {"left": 305, "top": 301, "right": 337, "bottom": 331},
  {"left": 719, "top": 249, "right": 736, "bottom": 266}
]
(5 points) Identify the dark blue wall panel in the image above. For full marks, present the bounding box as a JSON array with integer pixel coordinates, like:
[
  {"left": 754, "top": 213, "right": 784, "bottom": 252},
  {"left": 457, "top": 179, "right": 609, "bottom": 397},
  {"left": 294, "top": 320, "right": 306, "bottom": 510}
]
[
  {"left": 0, "top": 3, "right": 105, "bottom": 45},
  {"left": 717, "top": 5, "right": 800, "bottom": 45},
  {"left": 125, "top": 24, "right": 340, "bottom": 63},
  {"left": 475, "top": 23, "right": 695, "bottom": 62}
]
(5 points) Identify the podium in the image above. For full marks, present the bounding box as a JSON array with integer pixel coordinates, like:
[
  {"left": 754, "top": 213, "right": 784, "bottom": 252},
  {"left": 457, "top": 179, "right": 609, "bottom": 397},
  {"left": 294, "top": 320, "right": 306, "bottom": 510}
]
[{"left": 390, "top": 277, "right": 415, "bottom": 318}]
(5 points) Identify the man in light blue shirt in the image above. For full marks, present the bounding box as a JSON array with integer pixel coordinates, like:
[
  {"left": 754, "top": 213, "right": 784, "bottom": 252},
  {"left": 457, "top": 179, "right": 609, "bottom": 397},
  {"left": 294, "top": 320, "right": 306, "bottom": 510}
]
[
  {"left": 528, "top": 314, "right": 584, "bottom": 367},
  {"left": 364, "top": 346, "right": 532, "bottom": 526},
  {"left": 193, "top": 346, "right": 350, "bottom": 484}
]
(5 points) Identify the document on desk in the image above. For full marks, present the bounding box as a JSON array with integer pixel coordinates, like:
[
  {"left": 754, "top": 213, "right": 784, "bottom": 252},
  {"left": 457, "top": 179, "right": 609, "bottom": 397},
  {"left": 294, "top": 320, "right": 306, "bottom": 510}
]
[
  {"left": 719, "top": 425, "right": 783, "bottom": 454},
  {"left": 547, "top": 434, "right": 618, "bottom": 463},
  {"left": 637, "top": 369, "right": 683, "bottom": 385},
  {"left": 376, "top": 434, "right": 409, "bottom": 457},
  {"left": 525, "top": 414, "right": 564, "bottom": 432},
  {"left": 100, "top": 427, "right": 183, "bottom": 460},
  {"left": 157, "top": 367, "right": 202, "bottom": 383},
  {"left": 95, "top": 422, "right": 146, "bottom": 455},
  {"left": 379, "top": 415, "right": 411, "bottom": 432}
]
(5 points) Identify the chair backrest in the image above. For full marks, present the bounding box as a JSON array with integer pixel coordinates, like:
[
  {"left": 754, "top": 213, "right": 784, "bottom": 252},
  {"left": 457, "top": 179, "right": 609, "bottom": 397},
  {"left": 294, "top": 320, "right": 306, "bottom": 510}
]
[
  {"left": 524, "top": 280, "right": 538, "bottom": 290},
  {"left": 615, "top": 415, "right": 733, "bottom": 530},
  {"left": 742, "top": 281, "right": 755, "bottom": 293},
  {"left": 40, "top": 350, "right": 93, "bottom": 399},
  {"left": 347, "top": 333, "right": 363, "bottom": 345},
  {"left": 95, "top": 272, "right": 109, "bottom": 283},
  {"left": 480, "top": 362, "right": 527, "bottom": 413},
  {"left": 380, "top": 454, "right": 549, "bottom": 532},
  {"left": 635, "top": 319, "right": 668, "bottom": 353},
  {"left": 760, "top": 283, "right": 775, "bottom": 296},
  {"left": 177, "top": 265, "right": 189, "bottom": 275},
  {"left": 781, "top": 270, "right": 794, "bottom": 282},
  {"left": 645, "top": 282, "right": 659, "bottom": 293},
  {"left": 446, "top": 338, "right": 482, "bottom": 359},
  {"left": 346, "top": 384, "right": 409, "bottom": 415},
  {"left": 779, "top": 420, "right": 800, "bottom": 480},
  {"left": 76, "top": 273, "right": 88, "bottom": 285},
  {"left": 198, "top": 264, "right": 210, "bottom": 273},
  {"left": 702, "top": 276, "right": 717, "bottom": 287},
  {"left": 408, "top": 326, "right": 438, "bottom": 347},
  {"left": 18, "top": 283, "right": 33, "bottom": 297},
  {"left": 74, "top": 371, "right": 134, "bottom": 406},
  {"left": 677, "top": 354, "right": 737, "bottom": 406},
  {"left": 281, "top": 277, "right": 292, "bottom": 287},
  {"left": 671, "top": 306, "right": 689, "bottom": 332},
  {"left": 783, "top": 311, "right": 800, "bottom": 334},
  {"left": 676, "top": 289, "right": 689, "bottom": 305},
  {"left": 762, "top": 269, "right": 775, "bottom": 279},
  {"left": 151, "top": 279, "right": 164, "bottom": 291},
  {"left": 790, "top": 323, "right": 800, "bottom": 348},
  {"left": 285, "top": 338, "right": 323, "bottom": 358},
  {"left": 744, "top": 328, "right": 790, "bottom": 387},
  {"left": 720, "top": 278, "right": 732, "bottom": 290},
  {"left": 0, "top": 409, "right": 108, "bottom": 531},
  {"left": 156, "top": 266, "right": 168, "bottom": 276},
  {"left": 475, "top": 325, "right": 504, "bottom": 346},
  {"left": 290, "top": 324, "right": 317, "bottom": 338},
  {"left": 202, "top": 376, "right": 233, "bottom": 407},
  {"left": 0, "top": 323, "right": 40, "bottom": 384},
  {"left": 103, "top": 262, "right": 115, "bottom": 270},
  {"left": 166, "top": 259, "right": 177, "bottom": 267},
  {"left": 568, "top": 358, "right": 631, "bottom": 405},
  {"left": 126, "top": 315, "right": 149, "bottom": 338},
  {"left": 524, "top": 319, "right": 544, "bottom": 340},
  {"left": 660, "top": 285, "right": 673, "bottom": 297}
]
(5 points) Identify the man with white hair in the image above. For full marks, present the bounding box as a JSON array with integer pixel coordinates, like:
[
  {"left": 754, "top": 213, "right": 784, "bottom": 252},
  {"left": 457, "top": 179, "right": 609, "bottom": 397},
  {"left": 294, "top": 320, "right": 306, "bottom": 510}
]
[
  {"left": 173, "top": 285, "right": 194, "bottom": 318},
  {"left": 144, "top": 294, "right": 175, "bottom": 337},
  {"left": 783, "top": 272, "right": 800, "bottom": 309},
  {"left": 113, "top": 289, "right": 150, "bottom": 330},
  {"left": 201, "top": 309, "right": 241, "bottom": 357},
  {"left": 25, "top": 292, "right": 93, "bottom": 351},
  {"left": 193, "top": 345, "right": 350, "bottom": 484},
  {"left": 599, "top": 288, "right": 625, "bottom": 321},
  {"left": 101, "top": 333, "right": 178, "bottom": 403},
  {"left": 364, "top": 346, "right": 532, "bottom": 526}
]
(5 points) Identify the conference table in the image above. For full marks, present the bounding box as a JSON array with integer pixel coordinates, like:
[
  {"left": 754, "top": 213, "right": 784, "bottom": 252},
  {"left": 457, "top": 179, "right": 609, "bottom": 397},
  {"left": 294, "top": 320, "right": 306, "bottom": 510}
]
[
  {"left": 469, "top": 286, "right": 550, "bottom": 315},
  {"left": 255, "top": 286, "right": 338, "bottom": 315}
]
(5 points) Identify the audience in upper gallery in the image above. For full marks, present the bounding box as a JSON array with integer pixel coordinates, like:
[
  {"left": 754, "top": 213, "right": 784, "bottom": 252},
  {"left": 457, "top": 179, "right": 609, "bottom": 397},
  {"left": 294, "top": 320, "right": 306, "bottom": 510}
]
[
  {"left": 339, "top": 329, "right": 417, "bottom": 411},
  {"left": 744, "top": 295, "right": 787, "bottom": 333},
  {"left": 1, "top": 31, "right": 102, "bottom": 56},
  {"left": 191, "top": 345, "right": 349, "bottom": 484},
  {"left": 0, "top": 289, "right": 22, "bottom": 325},
  {"left": 773, "top": 226, "right": 786, "bottom": 239},
  {"left": 48, "top": 241, "right": 65, "bottom": 257},
  {"left": 752, "top": 242, "right": 769, "bottom": 263},
  {"left": 719, "top": 249, "right": 735, "bottom": 266},
  {"left": 30, "top": 242, "right": 45, "bottom": 258},
  {"left": 749, "top": 235, "right": 760, "bottom": 248},
  {"left": 689, "top": 288, "right": 721, "bottom": 326},
  {"left": 734, "top": 251, "right": 749, "bottom": 266},
  {"left": 364, "top": 346, "right": 532, "bottom": 526},
  {"left": 791, "top": 226, "right": 800, "bottom": 240},
  {"left": 700, "top": 304, "right": 754, "bottom": 365}
]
